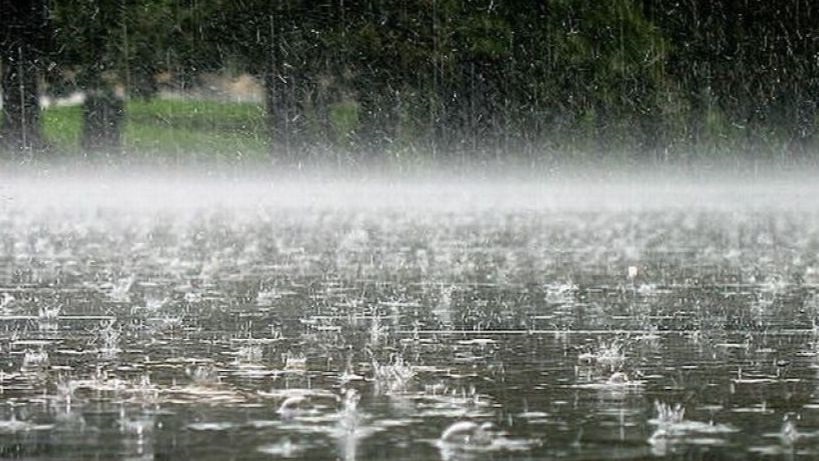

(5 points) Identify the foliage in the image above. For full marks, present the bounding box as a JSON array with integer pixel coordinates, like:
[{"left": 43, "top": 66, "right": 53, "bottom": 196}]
[{"left": 3, "top": 0, "right": 818, "bottom": 162}]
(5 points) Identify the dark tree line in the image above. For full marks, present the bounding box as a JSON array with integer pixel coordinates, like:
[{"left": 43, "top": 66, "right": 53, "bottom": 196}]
[
  {"left": 1, "top": 0, "right": 50, "bottom": 151},
  {"left": 1, "top": 0, "right": 817, "bottom": 162}
]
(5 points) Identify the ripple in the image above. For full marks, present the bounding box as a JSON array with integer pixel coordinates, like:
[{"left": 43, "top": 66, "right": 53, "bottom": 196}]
[
  {"left": 257, "top": 439, "right": 306, "bottom": 457},
  {"left": 187, "top": 421, "right": 238, "bottom": 431}
]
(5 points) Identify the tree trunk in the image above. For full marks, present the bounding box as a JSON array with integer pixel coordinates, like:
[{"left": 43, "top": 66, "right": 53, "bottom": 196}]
[
  {"left": 353, "top": 82, "right": 399, "bottom": 158},
  {"left": 81, "top": 89, "right": 125, "bottom": 152},
  {"left": 76, "top": 0, "right": 126, "bottom": 154},
  {"left": 1, "top": 50, "right": 42, "bottom": 151},
  {"left": 264, "top": 67, "right": 311, "bottom": 166},
  {"left": 0, "top": 0, "right": 49, "bottom": 153},
  {"left": 790, "top": 94, "right": 817, "bottom": 156},
  {"left": 263, "top": 10, "right": 311, "bottom": 167},
  {"left": 264, "top": 69, "right": 293, "bottom": 165}
]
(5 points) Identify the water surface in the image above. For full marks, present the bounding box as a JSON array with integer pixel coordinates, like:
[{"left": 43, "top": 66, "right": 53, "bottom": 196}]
[{"left": 1, "top": 177, "right": 818, "bottom": 459}]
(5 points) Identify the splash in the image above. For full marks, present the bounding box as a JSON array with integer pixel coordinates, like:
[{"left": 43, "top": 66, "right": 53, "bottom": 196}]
[
  {"left": 188, "top": 364, "right": 221, "bottom": 387},
  {"left": 578, "top": 339, "right": 626, "bottom": 371},
  {"left": 372, "top": 354, "right": 415, "bottom": 395},
  {"left": 648, "top": 401, "right": 737, "bottom": 455},
  {"left": 92, "top": 319, "right": 122, "bottom": 356}
]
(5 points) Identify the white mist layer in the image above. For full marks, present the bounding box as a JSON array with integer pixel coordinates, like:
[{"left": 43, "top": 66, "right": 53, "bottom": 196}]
[{"left": 1, "top": 171, "right": 817, "bottom": 214}]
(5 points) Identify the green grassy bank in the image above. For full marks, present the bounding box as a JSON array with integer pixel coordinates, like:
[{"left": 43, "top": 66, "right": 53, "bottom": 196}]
[
  {"left": 41, "top": 99, "right": 270, "bottom": 162},
  {"left": 0, "top": 96, "right": 813, "bottom": 174}
]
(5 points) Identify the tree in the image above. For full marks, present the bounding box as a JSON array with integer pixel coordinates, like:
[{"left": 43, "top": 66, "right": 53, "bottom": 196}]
[
  {"left": 0, "top": 0, "right": 50, "bottom": 153},
  {"left": 49, "top": 0, "right": 129, "bottom": 152},
  {"left": 49, "top": 0, "right": 218, "bottom": 153}
]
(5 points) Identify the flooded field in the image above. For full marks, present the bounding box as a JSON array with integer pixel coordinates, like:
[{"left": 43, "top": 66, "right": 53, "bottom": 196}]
[{"left": 2, "top": 177, "right": 819, "bottom": 459}]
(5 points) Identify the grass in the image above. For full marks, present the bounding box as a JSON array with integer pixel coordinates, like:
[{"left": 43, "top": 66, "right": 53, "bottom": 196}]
[
  {"left": 125, "top": 120, "right": 270, "bottom": 162},
  {"left": 42, "top": 104, "right": 83, "bottom": 148},
  {"left": 18, "top": 97, "right": 819, "bottom": 171},
  {"left": 42, "top": 98, "right": 271, "bottom": 162},
  {"left": 127, "top": 98, "right": 267, "bottom": 132}
]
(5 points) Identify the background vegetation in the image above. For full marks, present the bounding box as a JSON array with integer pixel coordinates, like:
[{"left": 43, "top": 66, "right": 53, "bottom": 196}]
[{"left": 1, "top": 0, "right": 817, "bottom": 167}]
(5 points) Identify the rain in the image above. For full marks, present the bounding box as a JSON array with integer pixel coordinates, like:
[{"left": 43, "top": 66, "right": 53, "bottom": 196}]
[{"left": 1, "top": 1, "right": 819, "bottom": 460}]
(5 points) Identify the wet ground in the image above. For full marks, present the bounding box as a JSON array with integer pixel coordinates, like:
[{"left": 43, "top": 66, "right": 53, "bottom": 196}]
[{"left": 1, "top": 177, "right": 819, "bottom": 459}]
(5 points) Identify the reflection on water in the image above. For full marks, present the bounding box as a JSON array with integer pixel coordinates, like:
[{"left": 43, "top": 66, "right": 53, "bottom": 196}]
[{"left": 1, "top": 181, "right": 819, "bottom": 459}]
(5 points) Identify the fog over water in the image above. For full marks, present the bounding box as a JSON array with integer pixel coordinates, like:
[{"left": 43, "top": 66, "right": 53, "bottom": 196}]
[{"left": 3, "top": 167, "right": 819, "bottom": 212}]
